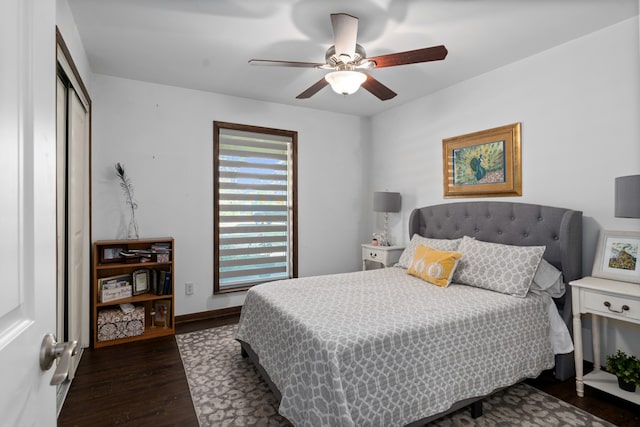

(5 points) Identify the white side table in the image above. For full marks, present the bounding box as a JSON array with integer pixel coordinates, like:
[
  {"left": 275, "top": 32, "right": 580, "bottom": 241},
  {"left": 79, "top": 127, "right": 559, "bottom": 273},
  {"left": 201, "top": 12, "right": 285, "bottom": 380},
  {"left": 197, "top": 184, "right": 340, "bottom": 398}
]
[
  {"left": 361, "top": 244, "right": 404, "bottom": 270},
  {"left": 570, "top": 276, "right": 640, "bottom": 404}
]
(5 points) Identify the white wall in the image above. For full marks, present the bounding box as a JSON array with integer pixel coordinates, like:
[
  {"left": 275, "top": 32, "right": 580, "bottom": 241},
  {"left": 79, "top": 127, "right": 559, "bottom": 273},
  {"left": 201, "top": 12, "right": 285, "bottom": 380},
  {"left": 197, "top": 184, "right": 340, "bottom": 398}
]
[
  {"left": 369, "top": 17, "right": 640, "bottom": 360},
  {"left": 91, "top": 75, "right": 369, "bottom": 315},
  {"left": 85, "top": 11, "right": 639, "bottom": 359}
]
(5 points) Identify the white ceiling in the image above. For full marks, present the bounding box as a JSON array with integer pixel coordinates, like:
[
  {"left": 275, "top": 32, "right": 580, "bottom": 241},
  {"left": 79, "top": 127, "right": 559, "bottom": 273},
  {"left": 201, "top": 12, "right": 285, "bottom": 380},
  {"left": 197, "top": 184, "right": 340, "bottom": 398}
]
[{"left": 67, "top": 0, "right": 638, "bottom": 117}]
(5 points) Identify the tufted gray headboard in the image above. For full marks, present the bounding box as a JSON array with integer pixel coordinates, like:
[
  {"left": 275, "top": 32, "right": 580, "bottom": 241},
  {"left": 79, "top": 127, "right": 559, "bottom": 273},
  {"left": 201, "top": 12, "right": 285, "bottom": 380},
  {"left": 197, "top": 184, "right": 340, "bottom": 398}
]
[
  {"left": 408, "top": 201, "right": 582, "bottom": 380},
  {"left": 408, "top": 201, "right": 582, "bottom": 282}
]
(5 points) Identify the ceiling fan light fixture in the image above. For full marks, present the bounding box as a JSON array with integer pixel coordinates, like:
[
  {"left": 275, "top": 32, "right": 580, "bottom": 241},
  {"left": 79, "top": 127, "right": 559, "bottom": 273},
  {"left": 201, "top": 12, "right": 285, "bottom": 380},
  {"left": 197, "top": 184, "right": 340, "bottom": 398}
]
[
  {"left": 324, "top": 70, "right": 367, "bottom": 95},
  {"left": 251, "top": 14, "right": 447, "bottom": 101}
]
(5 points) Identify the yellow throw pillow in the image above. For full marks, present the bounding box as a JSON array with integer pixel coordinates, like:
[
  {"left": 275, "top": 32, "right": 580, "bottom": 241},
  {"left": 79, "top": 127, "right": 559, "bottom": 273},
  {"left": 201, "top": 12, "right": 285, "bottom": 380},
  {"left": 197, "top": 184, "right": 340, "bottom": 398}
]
[{"left": 407, "top": 245, "right": 462, "bottom": 287}]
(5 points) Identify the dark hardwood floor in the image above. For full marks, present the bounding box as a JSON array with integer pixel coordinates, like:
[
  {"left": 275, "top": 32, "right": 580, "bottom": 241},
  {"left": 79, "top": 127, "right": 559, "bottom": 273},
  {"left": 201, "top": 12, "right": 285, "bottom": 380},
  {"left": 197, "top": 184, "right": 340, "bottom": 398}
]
[
  {"left": 58, "top": 315, "right": 639, "bottom": 426},
  {"left": 525, "top": 370, "right": 640, "bottom": 427},
  {"left": 57, "top": 316, "right": 237, "bottom": 427}
]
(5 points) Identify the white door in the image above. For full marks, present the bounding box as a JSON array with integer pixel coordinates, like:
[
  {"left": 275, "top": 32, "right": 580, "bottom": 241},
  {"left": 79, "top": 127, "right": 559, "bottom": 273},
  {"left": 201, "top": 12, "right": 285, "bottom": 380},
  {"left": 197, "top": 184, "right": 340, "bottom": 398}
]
[
  {"left": 0, "top": 0, "right": 59, "bottom": 425},
  {"left": 65, "top": 87, "right": 91, "bottom": 380},
  {"left": 56, "top": 62, "right": 91, "bottom": 388}
]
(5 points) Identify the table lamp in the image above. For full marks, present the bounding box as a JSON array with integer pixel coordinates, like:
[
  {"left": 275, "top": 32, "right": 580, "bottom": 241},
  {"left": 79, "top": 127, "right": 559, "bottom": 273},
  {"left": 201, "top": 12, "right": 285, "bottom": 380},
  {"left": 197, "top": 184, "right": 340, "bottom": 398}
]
[{"left": 373, "top": 191, "right": 401, "bottom": 246}]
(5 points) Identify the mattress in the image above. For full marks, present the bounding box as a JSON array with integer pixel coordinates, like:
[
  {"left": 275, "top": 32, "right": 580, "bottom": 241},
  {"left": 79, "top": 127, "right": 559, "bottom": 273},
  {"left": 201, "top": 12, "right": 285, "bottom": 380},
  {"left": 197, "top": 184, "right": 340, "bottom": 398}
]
[{"left": 235, "top": 267, "right": 556, "bottom": 426}]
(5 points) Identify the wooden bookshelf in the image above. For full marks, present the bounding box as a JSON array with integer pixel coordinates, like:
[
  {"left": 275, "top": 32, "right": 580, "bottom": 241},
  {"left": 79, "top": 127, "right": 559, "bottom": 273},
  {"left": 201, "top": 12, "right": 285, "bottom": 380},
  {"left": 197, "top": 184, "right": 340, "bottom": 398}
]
[{"left": 92, "top": 238, "right": 175, "bottom": 348}]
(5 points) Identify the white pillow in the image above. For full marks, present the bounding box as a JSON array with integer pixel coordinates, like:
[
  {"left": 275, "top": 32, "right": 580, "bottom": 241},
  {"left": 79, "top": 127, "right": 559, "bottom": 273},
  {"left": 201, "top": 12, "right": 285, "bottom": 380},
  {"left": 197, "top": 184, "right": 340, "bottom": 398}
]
[
  {"left": 453, "top": 236, "right": 545, "bottom": 298},
  {"left": 396, "top": 234, "right": 462, "bottom": 269},
  {"left": 529, "top": 258, "right": 565, "bottom": 298}
]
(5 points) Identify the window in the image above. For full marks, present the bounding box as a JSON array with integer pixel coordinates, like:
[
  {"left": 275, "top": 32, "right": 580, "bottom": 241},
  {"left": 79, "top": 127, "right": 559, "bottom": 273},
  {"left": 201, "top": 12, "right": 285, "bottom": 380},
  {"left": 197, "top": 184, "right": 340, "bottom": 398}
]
[{"left": 213, "top": 122, "right": 297, "bottom": 293}]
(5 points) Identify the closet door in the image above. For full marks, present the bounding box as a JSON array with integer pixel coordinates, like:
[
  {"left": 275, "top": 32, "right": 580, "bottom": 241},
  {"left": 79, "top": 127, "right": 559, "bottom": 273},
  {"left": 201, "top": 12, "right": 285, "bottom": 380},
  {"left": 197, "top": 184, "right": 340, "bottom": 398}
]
[
  {"left": 56, "top": 76, "right": 68, "bottom": 347},
  {"left": 56, "top": 38, "right": 91, "bottom": 393},
  {"left": 65, "top": 86, "right": 90, "bottom": 379}
]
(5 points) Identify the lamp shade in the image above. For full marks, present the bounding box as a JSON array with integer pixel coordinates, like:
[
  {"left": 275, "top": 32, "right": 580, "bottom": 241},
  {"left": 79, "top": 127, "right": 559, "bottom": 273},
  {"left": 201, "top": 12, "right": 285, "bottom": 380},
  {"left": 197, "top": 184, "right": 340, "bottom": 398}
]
[
  {"left": 325, "top": 71, "right": 367, "bottom": 95},
  {"left": 615, "top": 174, "right": 640, "bottom": 218},
  {"left": 373, "top": 192, "right": 401, "bottom": 213}
]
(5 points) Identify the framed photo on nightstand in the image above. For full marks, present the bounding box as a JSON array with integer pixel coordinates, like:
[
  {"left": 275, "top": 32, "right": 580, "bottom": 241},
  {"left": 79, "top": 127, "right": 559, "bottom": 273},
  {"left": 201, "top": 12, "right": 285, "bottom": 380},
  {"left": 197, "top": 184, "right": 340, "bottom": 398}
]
[{"left": 592, "top": 230, "right": 640, "bottom": 284}]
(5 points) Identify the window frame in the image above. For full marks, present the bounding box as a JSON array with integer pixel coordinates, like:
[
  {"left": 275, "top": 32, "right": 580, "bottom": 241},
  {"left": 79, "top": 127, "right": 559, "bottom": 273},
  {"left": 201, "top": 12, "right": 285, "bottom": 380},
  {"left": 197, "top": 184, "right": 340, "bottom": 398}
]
[{"left": 213, "top": 121, "right": 298, "bottom": 294}]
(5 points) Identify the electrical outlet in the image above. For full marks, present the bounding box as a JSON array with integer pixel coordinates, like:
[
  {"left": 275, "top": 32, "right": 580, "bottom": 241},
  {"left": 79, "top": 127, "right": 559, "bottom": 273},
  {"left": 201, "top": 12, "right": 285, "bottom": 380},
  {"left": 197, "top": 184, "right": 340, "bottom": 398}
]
[{"left": 185, "top": 282, "right": 194, "bottom": 295}]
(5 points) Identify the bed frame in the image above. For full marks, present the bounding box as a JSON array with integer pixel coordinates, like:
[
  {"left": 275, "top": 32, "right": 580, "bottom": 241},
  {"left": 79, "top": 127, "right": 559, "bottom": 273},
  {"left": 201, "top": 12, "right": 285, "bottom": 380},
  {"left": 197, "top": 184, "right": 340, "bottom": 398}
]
[
  {"left": 409, "top": 201, "right": 582, "bottom": 382},
  {"left": 241, "top": 201, "right": 582, "bottom": 425}
]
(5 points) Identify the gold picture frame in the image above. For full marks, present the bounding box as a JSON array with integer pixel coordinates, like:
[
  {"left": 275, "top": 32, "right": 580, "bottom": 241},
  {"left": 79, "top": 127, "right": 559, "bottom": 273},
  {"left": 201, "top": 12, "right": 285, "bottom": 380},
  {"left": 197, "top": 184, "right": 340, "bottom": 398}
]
[{"left": 442, "top": 123, "right": 522, "bottom": 198}]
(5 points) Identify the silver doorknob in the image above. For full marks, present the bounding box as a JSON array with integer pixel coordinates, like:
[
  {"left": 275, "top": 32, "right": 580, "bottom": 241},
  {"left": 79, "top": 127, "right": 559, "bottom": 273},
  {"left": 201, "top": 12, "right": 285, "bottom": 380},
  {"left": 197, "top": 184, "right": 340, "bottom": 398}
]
[{"left": 39, "top": 334, "right": 78, "bottom": 385}]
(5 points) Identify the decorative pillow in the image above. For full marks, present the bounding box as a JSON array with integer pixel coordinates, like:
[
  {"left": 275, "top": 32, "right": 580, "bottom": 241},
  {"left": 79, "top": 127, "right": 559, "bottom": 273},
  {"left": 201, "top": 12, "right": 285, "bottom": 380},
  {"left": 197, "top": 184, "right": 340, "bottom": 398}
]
[
  {"left": 529, "top": 258, "right": 565, "bottom": 298},
  {"left": 407, "top": 245, "right": 463, "bottom": 287},
  {"left": 397, "top": 234, "right": 462, "bottom": 269},
  {"left": 453, "top": 236, "right": 545, "bottom": 298}
]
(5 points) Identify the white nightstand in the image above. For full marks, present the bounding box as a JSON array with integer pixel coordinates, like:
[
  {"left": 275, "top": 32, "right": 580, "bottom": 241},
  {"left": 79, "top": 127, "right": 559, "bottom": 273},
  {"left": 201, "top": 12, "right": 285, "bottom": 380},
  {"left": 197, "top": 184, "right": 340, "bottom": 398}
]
[
  {"left": 361, "top": 244, "right": 404, "bottom": 270},
  {"left": 570, "top": 276, "right": 640, "bottom": 404}
]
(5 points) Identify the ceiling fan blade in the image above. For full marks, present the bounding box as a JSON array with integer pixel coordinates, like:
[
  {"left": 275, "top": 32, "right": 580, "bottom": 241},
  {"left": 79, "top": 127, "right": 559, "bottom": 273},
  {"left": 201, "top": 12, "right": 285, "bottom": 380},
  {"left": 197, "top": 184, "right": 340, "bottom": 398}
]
[
  {"left": 249, "top": 59, "right": 324, "bottom": 68},
  {"left": 361, "top": 75, "right": 397, "bottom": 101},
  {"left": 331, "top": 13, "right": 358, "bottom": 62},
  {"left": 296, "top": 78, "right": 329, "bottom": 99},
  {"left": 368, "top": 45, "right": 448, "bottom": 68}
]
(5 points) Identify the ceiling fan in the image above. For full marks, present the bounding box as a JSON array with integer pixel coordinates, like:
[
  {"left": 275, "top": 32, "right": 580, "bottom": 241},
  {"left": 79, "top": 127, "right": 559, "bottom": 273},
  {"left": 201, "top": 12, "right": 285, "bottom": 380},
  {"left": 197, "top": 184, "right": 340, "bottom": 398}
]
[{"left": 249, "top": 13, "right": 448, "bottom": 101}]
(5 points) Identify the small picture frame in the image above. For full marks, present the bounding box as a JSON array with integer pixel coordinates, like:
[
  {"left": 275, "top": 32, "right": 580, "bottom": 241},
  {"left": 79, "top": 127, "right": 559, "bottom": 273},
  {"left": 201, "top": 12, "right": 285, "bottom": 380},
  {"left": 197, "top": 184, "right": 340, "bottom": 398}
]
[
  {"left": 132, "top": 269, "right": 151, "bottom": 295},
  {"left": 153, "top": 299, "right": 171, "bottom": 328},
  {"left": 592, "top": 230, "right": 640, "bottom": 284},
  {"left": 100, "top": 245, "right": 125, "bottom": 263}
]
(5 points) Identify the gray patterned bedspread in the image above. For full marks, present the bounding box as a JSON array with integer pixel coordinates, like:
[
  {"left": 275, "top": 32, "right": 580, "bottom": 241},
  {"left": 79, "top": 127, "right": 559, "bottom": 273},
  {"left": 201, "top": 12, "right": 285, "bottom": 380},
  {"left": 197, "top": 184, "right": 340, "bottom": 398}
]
[{"left": 235, "top": 267, "right": 555, "bottom": 427}]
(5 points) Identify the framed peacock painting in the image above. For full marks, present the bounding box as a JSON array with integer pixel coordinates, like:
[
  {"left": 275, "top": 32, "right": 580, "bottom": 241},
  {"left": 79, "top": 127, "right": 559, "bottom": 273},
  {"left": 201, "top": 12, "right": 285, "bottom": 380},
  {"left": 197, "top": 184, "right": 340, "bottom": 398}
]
[{"left": 442, "top": 122, "right": 522, "bottom": 198}]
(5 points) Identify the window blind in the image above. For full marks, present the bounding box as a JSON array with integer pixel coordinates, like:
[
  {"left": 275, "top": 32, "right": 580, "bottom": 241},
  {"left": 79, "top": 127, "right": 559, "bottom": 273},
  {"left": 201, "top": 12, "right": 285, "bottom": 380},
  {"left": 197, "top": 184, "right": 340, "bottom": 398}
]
[{"left": 215, "top": 125, "right": 296, "bottom": 292}]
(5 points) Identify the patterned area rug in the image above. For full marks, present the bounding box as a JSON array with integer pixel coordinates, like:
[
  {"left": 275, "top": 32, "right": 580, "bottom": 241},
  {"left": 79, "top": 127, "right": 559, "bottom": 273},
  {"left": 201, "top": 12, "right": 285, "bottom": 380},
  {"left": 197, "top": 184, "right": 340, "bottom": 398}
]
[{"left": 176, "top": 325, "right": 614, "bottom": 427}]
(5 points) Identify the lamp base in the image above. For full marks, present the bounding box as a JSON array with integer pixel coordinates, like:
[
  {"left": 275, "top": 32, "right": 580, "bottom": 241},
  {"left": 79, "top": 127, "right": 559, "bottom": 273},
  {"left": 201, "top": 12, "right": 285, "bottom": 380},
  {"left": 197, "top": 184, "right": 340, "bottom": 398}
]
[{"left": 382, "top": 212, "right": 392, "bottom": 246}]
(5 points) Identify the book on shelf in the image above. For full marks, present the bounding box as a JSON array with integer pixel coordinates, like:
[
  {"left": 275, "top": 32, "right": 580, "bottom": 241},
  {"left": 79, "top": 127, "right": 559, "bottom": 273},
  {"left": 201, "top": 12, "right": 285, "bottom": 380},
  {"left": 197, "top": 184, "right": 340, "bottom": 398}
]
[
  {"left": 120, "top": 247, "right": 171, "bottom": 256},
  {"left": 150, "top": 242, "right": 171, "bottom": 252},
  {"left": 119, "top": 245, "right": 171, "bottom": 263},
  {"left": 162, "top": 268, "right": 172, "bottom": 295},
  {"left": 153, "top": 268, "right": 167, "bottom": 295},
  {"left": 155, "top": 270, "right": 171, "bottom": 295},
  {"left": 154, "top": 269, "right": 171, "bottom": 295},
  {"left": 157, "top": 270, "right": 166, "bottom": 295},
  {"left": 119, "top": 250, "right": 152, "bottom": 260},
  {"left": 150, "top": 269, "right": 158, "bottom": 294}
]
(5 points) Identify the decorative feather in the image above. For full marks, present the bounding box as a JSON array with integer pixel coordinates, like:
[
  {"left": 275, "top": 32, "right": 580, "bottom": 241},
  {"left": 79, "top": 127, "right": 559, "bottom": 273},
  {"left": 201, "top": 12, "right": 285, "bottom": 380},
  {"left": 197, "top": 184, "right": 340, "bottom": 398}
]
[
  {"left": 115, "top": 162, "right": 139, "bottom": 238},
  {"left": 115, "top": 162, "right": 137, "bottom": 210}
]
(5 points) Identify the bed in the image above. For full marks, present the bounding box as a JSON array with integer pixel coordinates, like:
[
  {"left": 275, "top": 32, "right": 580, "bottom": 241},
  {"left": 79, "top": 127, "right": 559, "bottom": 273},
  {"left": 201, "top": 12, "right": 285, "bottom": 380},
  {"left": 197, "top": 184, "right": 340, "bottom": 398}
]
[{"left": 235, "top": 201, "right": 582, "bottom": 426}]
